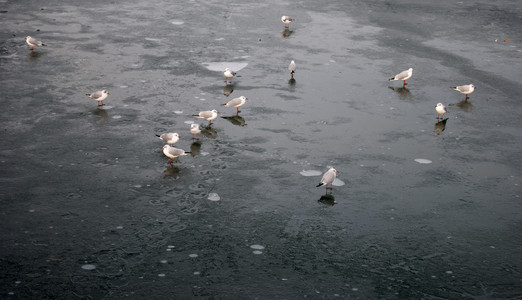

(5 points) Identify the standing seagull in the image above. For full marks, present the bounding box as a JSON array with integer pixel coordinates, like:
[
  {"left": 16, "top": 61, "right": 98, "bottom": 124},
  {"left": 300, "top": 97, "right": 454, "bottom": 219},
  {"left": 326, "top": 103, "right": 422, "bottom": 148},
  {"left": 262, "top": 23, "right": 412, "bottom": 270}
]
[
  {"left": 162, "top": 145, "right": 190, "bottom": 165},
  {"left": 435, "top": 103, "right": 448, "bottom": 119},
  {"left": 224, "top": 68, "right": 236, "bottom": 84},
  {"left": 222, "top": 96, "right": 248, "bottom": 114},
  {"left": 193, "top": 109, "right": 219, "bottom": 126},
  {"left": 156, "top": 132, "right": 179, "bottom": 146},
  {"left": 25, "top": 36, "right": 46, "bottom": 51},
  {"left": 86, "top": 90, "right": 110, "bottom": 107},
  {"left": 316, "top": 168, "right": 340, "bottom": 192},
  {"left": 190, "top": 124, "right": 201, "bottom": 140},
  {"left": 281, "top": 16, "right": 296, "bottom": 28},
  {"left": 451, "top": 84, "right": 475, "bottom": 100},
  {"left": 288, "top": 60, "right": 296, "bottom": 79},
  {"left": 389, "top": 68, "right": 413, "bottom": 86}
]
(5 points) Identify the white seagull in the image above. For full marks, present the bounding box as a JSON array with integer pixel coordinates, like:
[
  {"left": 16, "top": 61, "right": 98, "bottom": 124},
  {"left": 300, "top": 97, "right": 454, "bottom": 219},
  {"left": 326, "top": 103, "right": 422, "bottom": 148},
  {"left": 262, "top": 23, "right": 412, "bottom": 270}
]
[
  {"left": 224, "top": 68, "right": 236, "bottom": 83},
  {"left": 193, "top": 109, "right": 219, "bottom": 126},
  {"left": 190, "top": 124, "right": 201, "bottom": 140},
  {"left": 435, "top": 103, "right": 448, "bottom": 119},
  {"left": 221, "top": 96, "right": 248, "bottom": 114},
  {"left": 25, "top": 36, "right": 46, "bottom": 51},
  {"left": 451, "top": 84, "right": 475, "bottom": 100},
  {"left": 281, "top": 16, "right": 296, "bottom": 28},
  {"left": 162, "top": 145, "right": 190, "bottom": 165},
  {"left": 288, "top": 60, "right": 296, "bottom": 79},
  {"left": 86, "top": 90, "right": 110, "bottom": 106},
  {"left": 316, "top": 168, "right": 340, "bottom": 191},
  {"left": 389, "top": 68, "right": 413, "bottom": 86},
  {"left": 156, "top": 132, "right": 179, "bottom": 145}
]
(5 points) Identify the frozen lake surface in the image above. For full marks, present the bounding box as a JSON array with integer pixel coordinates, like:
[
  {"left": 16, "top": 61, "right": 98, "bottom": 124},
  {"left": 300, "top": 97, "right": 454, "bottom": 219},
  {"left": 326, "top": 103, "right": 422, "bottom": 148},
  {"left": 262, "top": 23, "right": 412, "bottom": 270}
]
[{"left": 1, "top": 0, "right": 521, "bottom": 298}]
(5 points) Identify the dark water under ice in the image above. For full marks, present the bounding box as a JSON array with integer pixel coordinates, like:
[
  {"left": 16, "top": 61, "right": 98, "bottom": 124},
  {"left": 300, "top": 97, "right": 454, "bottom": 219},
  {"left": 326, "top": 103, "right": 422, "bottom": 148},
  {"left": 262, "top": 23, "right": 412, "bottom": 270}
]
[{"left": 1, "top": 0, "right": 521, "bottom": 298}]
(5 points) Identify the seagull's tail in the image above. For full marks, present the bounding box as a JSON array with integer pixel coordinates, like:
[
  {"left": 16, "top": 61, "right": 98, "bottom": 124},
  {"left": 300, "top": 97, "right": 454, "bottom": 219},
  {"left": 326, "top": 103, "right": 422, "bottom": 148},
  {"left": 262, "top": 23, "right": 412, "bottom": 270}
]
[
  {"left": 192, "top": 114, "right": 199, "bottom": 117},
  {"left": 41, "top": 43, "right": 47, "bottom": 46},
  {"left": 450, "top": 86, "right": 457, "bottom": 90},
  {"left": 85, "top": 93, "right": 91, "bottom": 96},
  {"left": 221, "top": 103, "right": 227, "bottom": 106},
  {"left": 316, "top": 183, "right": 324, "bottom": 187},
  {"left": 389, "top": 76, "right": 396, "bottom": 81},
  {"left": 155, "top": 134, "right": 161, "bottom": 138}
]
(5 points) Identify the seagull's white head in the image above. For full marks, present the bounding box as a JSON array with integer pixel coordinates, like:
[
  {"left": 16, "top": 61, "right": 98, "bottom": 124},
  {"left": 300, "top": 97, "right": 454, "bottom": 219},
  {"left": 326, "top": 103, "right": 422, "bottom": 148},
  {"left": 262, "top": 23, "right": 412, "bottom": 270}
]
[
  {"left": 102, "top": 90, "right": 109, "bottom": 95},
  {"left": 191, "top": 124, "right": 199, "bottom": 129},
  {"left": 224, "top": 68, "right": 231, "bottom": 72},
  {"left": 329, "top": 168, "right": 339, "bottom": 174},
  {"left": 25, "top": 36, "right": 31, "bottom": 41},
  {"left": 211, "top": 109, "right": 219, "bottom": 114},
  {"left": 436, "top": 103, "right": 444, "bottom": 108},
  {"left": 240, "top": 96, "right": 248, "bottom": 101},
  {"left": 162, "top": 145, "right": 170, "bottom": 150}
]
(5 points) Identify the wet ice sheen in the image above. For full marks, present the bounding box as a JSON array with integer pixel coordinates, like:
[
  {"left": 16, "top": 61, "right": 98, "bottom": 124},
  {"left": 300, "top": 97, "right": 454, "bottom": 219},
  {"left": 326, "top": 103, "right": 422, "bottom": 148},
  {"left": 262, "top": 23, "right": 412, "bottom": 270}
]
[
  {"left": 414, "top": 158, "right": 432, "bottom": 164},
  {"left": 250, "top": 244, "right": 265, "bottom": 250},
  {"left": 81, "top": 264, "right": 96, "bottom": 270},
  {"left": 299, "top": 170, "right": 323, "bottom": 176},
  {"left": 207, "top": 193, "right": 220, "bottom": 201},
  {"left": 202, "top": 62, "right": 248, "bottom": 72}
]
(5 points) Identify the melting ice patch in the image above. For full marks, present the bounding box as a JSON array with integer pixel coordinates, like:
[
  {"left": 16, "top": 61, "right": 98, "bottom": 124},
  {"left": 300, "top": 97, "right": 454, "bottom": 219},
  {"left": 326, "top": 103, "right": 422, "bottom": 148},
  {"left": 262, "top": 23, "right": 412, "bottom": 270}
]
[
  {"left": 414, "top": 158, "right": 432, "bottom": 164},
  {"left": 173, "top": 110, "right": 183, "bottom": 114},
  {"left": 208, "top": 193, "right": 220, "bottom": 201},
  {"left": 299, "top": 170, "right": 322, "bottom": 177},
  {"left": 184, "top": 120, "right": 194, "bottom": 124},
  {"left": 170, "top": 20, "right": 184, "bottom": 25},
  {"left": 202, "top": 62, "right": 248, "bottom": 72},
  {"left": 250, "top": 244, "right": 265, "bottom": 250}
]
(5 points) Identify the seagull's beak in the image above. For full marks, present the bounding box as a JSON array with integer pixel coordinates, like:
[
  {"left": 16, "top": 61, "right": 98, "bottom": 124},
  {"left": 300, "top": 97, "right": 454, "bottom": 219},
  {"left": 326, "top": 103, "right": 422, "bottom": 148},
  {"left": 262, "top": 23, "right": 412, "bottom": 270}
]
[{"left": 335, "top": 171, "right": 340, "bottom": 173}]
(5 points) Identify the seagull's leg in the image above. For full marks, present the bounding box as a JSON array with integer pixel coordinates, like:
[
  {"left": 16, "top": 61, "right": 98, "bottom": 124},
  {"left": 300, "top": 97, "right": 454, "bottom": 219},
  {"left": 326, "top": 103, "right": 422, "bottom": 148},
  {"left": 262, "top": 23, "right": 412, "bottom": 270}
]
[
  {"left": 236, "top": 107, "right": 241, "bottom": 114},
  {"left": 403, "top": 80, "right": 407, "bottom": 86},
  {"left": 465, "top": 94, "right": 469, "bottom": 100},
  {"left": 167, "top": 159, "right": 173, "bottom": 165}
]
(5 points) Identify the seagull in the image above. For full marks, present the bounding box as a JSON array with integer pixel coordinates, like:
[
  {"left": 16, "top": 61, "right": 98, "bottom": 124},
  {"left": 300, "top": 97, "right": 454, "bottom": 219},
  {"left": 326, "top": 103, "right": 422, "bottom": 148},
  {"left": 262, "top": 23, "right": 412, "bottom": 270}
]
[
  {"left": 162, "top": 145, "right": 190, "bottom": 165},
  {"left": 389, "top": 68, "right": 413, "bottom": 86},
  {"left": 435, "top": 103, "right": 448, "bottom": 119},
  {"left": 288, "top": 60, "right": 296, "bottom": 79},
  {"left": 451, "top": 84, "right": 475, "bottom": 100},
  {"left": 281, "top": 16, "right": 296, "bottom": 28},
  {"left": 316, "top": 168, "right": 339, "bottom": 191},
  {"left": 86, "top": 90, "right": 110, "bottom": 106},
  {"left": 224, "top": 68, "right": 236, "bottom": 83},
  {"left": 221, "top": 96, "right": 248, "bottom": 114},
  {"left": 190, "top": 124, "right": 201, "bottom": 140},
  {"left": 193, "top": 109, "right": 219, "bottom": 126},
  {"left": 25, "top": 36, "right": 46, "bottom": 51},
  {"left": 156, "top": 132, "right": 179, "bottom": 145}
]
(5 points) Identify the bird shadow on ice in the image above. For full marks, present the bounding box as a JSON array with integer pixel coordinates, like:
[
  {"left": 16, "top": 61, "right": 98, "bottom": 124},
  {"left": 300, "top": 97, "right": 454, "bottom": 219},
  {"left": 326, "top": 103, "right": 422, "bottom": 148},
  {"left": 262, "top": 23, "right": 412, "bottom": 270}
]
[
  {"left": 163, "top": 164, "right": 182, "bottom": 176},
  {"left": 281, "top": 29, "right": 294, "bottom": 38},
  {"left": 388, "top": 86, "right": 411, "bottom": 100},
  {"left": 224, "top": 84, "right": 234, "bottom": 97},
  {"left": 434, "top": 118, "right": 448, "bottom": 136},
  {"left": 27, "top": 51, "right": 42, "bottom": 59},
  {"left": 288, "top": 78, "right": 296, "bottom": 86},
  {"left": 201, "top": 126, "right": 218, "bottom": 138},
  {"left": 454, "top": 99, "right": 472, "bottom": 113},
  {"left": 92, "top": 108, "right": 109, "bottom": 122},
  {"left": 318, "top": 194, "right": 336, "bottom": 206},
  {"left": 222, "top": 115, "right": 247, "bottom": 127},
  {"left": 190, "top": 141, "right": 201, "bottom": 157}
]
